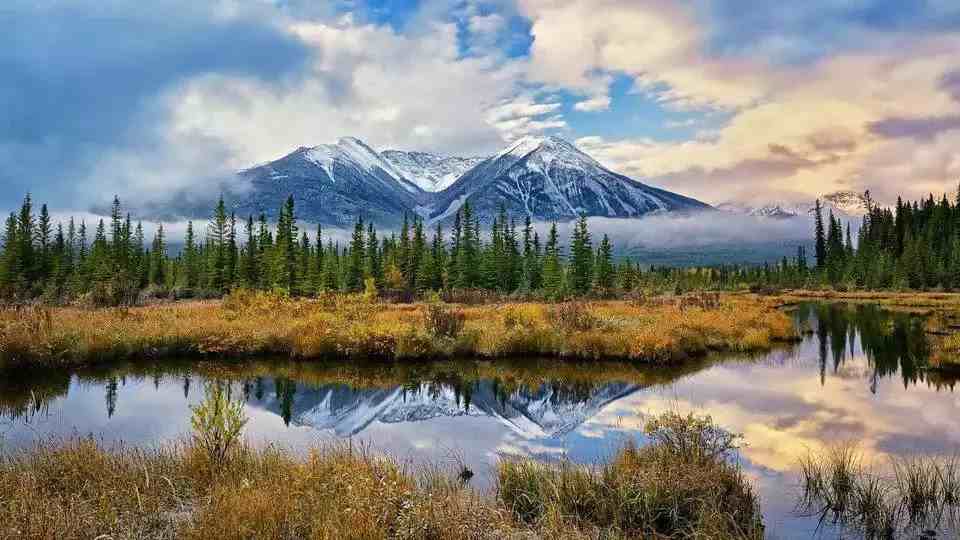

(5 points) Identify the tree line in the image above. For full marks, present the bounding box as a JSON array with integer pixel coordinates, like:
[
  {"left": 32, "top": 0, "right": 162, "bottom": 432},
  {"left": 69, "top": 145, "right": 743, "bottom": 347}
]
[
  {"left": 0, "top": 194, "right": 635, "bottom": 304},
  {"left": 6, "top": 187, "right": 954, "bottom": 305}
]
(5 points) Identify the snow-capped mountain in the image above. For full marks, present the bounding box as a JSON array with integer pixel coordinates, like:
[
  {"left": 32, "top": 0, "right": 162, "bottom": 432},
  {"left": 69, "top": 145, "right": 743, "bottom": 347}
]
[
  {"left": 428, "top": 136, "right": 710, "bottom": 223},
  {"left": 235, "top": 137, "right": 425, "bottom": 228},
  {"left": 251, "top": 379, "right": 641, "bottom": 439},
  {"left": 381, "top": 151, "right": 486, "bottom": 192},
  {"left": 234, "top": 135, "right": 710, "bottom": 227},
  {"left": 718, "top": 191, "right": 868, "bottom": 221}
]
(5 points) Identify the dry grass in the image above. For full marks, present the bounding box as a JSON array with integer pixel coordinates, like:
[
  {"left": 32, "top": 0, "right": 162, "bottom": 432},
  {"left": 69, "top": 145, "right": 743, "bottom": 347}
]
[
  {"left": 776, "top": 290, "right": 960, "bottom": 311},
  {"left": 0, "top": 412, "right": 763, "bottom": 540},
  {"left": 0, "top": 291, "right": 796, "bottom": 369},
  {"left": 498, "top": 412, "right": 763, "bottom": 539}
]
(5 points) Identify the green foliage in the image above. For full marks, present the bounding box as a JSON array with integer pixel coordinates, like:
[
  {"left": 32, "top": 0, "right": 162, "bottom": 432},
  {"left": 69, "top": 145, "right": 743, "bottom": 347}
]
[{"left": 190, "top": 383, "right": 248, "bottom": 470}]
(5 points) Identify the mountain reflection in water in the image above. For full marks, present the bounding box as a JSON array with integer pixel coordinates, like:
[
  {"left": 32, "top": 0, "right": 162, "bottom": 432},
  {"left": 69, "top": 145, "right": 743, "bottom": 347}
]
[{"left": 0, "top": 303, "right": 957, "bottom": 539}]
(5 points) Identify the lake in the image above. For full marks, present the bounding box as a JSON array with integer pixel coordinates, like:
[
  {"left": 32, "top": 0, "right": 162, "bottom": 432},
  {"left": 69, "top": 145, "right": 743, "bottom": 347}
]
[{"left": 1, "top": 302, "right": 957, "bottom": 539}]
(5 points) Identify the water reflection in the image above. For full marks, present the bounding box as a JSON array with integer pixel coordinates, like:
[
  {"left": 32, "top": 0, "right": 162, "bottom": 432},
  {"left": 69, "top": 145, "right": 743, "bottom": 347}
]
[{"left": 0, "top": 303, "right": 957, "bottom": 539}]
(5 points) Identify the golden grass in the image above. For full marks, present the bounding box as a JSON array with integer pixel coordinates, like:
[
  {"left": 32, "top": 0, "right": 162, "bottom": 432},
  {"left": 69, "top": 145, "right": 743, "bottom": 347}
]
[
  {"left": 775, "top": 289, "right": 960, "bottom": 311},
  {"left": 0, "top": 413, "right": 764, "bottom": 540},
  {"left": 0, "top": 292, "right": 796, "bottom": 369},
  {"left": 499, "top": 412, "right": 763, "bottom": 539}
]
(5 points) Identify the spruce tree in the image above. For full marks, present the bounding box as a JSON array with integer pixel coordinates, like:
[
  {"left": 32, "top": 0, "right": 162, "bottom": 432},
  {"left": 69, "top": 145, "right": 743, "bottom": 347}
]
[
  {"left": 595, "top": 234, "right": 614, "bottom": 291},
  {"left": 569, "top": 215, "right": 593, "bottom": 295},
  {"left": 149, "top": 223, "right": 167, "bottom": 287},
  {"left": 814, "top": 199, "right": 826, "bottom": 269},
  {"left": 346, "top": 218, "right": 366, "bottom": 292},
  {"left": 542, "top": 223, "right": 563, "bottom": 298}
]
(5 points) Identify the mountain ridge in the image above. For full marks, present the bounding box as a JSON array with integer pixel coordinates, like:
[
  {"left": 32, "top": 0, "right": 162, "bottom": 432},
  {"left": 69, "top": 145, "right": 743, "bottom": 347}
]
[{"left": 234, "top": 135, "right": 711, "bottom": 227}]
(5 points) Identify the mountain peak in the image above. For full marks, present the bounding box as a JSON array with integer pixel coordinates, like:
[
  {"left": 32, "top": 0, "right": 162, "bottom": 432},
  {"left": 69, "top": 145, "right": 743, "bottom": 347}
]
[{"left": 496, "top": 135, "right": 588, "bottom": 162}]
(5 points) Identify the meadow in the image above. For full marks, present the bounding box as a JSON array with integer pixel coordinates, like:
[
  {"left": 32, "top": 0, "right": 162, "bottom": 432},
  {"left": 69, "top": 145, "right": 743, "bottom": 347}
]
[
  {"left": 0, "top": 406, "right": 762, "bottom": 540},
  {"left": 0, "top": 291, "right": 796, "bottom": 369}
]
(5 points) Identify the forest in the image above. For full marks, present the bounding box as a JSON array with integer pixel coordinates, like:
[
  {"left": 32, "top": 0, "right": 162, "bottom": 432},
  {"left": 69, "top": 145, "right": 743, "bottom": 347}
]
[{"left": 0, "top": 188, "right": 957, "bottom": 305}]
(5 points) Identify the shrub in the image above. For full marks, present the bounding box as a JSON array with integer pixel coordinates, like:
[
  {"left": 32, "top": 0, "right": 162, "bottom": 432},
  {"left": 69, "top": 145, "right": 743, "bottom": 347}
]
[
  {"left": 644, "top": 411, "right": 742, "bottom": 463},
  {"left": 498, "top": 412, "right": 762, "bottom": 539},
  {"left": 549, "top": 302, "right": 599, "bottom": 332},
  {"left": 427, "top": 304, "right": 466, "bottom": 339},
  {"left": 190, "top": 383, "right": 247, "bottom": 471}
]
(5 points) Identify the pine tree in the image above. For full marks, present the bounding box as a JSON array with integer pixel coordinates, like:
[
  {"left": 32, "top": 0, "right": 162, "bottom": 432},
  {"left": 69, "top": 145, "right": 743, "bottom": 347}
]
[
  {"left": 0, "top": 213, "right": 18, "bottom": 294},
  {"left": 427, "top": 222, "right": 445, "bottom": 290},
  {"left": 226, "top": 213, "right": 238, "bottom": 290},
  {"left": 149, "top": 223, "right": 167, "bottom": 287},
  {"left": 346, "top": 218, "right": 366, "bottom": 292},
  {"left": 321, "top": 239, "right": 340, "bottom": 291},
  {"left": 410, "top": 217, "right": 426, "bottom": 292},
  {"left": 16, "top": 194, "right": 36, "bottom": 289},
  {"left": 37, "top": 203, "right": 52, "bottom": 285},
  {"left": 207, "top": 197, "right": 229, "bottom": 292},
  {"left": 297, "top": 231, "right": 311, "bottom": 295},
  {"left": 542, "top": 223, "right": 563, "bottom": 298},
  {"left": 240, "top": 216, "right": 258, "bottom": 288},
  {"left": 569, "top": 215, "right": 593, "bottom": 295},
  {"left": 595, "top": 234, "right": 614, "bottom": 291},
  {"left": 180, "top": 221, "right": 195, "bottom": 289},
  {"left": 814, "top": 199, "right": 826, "bottom": 269}
]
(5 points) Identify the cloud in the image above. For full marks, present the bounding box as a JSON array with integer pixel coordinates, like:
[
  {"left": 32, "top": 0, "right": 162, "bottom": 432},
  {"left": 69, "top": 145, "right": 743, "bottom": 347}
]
[
  {"left": 869, "top": 115, "right": 960, "bottom": 141},
  {"left": 573, "top": 96, "right": 611, "bottom": 112},
  {"left": 539, "top": 213, "right": 811, "bottom": 252},
  {"left": 517, "top": 0, "right": 769, "bottom": 110},
  {"left": 0, "top": 0, "right": 310, "bottom": 212}
]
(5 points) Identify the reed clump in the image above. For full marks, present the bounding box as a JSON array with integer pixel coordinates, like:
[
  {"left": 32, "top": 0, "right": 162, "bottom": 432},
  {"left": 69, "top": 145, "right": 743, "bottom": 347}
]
[
  {"left": 797, "top": 444, "right": 960, "bottom": 539},
  {"left": 0, "top": 412, "right": 764, "bottom": 540},
  {"left": 0, "top": 291, "right": 796, "bottom": 368}
]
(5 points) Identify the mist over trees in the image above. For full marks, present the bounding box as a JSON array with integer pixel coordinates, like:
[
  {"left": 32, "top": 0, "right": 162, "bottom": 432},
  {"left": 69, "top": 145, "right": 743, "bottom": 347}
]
[{"left": 2, "top": 187, "right": 958, "bottom": 305}]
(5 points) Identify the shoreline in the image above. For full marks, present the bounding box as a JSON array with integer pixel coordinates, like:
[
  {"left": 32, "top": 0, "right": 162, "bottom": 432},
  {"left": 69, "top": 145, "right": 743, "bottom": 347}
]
[{"left": 0, "top": 291, "right": 797, "bottom": 371}]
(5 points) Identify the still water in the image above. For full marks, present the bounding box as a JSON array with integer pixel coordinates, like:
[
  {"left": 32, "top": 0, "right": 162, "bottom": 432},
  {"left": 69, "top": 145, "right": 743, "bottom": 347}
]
[{"left": 1, "top": 303, "right": 957, "bottom": 538}]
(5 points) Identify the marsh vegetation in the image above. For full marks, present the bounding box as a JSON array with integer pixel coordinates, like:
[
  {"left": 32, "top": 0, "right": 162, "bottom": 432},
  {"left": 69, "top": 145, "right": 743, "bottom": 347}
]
[{"left": 0, "top": 291, "right": 796, "bottom": 369}]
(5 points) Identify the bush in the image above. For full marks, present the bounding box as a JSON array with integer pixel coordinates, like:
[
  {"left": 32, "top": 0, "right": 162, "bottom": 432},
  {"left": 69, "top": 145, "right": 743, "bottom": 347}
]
[
  {"left": 498, "top": 412, "right": 762, "bottom": 538},
  {"left": 190, "top": 383, "right": 247, "bottom": 471},
  {"left": 427, "top": 303, "right": 466, "bottom": 339},
  {"left": 549, "top": 302, "right": 599, "bottom": 332}
]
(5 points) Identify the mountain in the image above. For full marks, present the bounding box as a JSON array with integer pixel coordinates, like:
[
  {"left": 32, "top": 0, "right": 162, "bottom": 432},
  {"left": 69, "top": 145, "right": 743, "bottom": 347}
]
[
  {"left": 427, "top": 136, "right": 710, "bottom": 223},
  {"left": 381, "top": 151, "right": 486, "bottom": 192},
  {"left": 251, "top": 379, "right": 641, "bottom": 438},
  {"left": 234, "top": 137, "right": 424, "bottom": 228},
  {"left": 718, "top": 190, "right": 868, "bottom": 221},
  {"left": 234, "top": 135, "right": 710, "bottom": 227}
]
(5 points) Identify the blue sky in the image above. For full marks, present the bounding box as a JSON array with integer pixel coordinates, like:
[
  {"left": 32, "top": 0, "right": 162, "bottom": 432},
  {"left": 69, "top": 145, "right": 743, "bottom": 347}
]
[{"left": 2, "top": 0, "right": 960, "bottom": 215}]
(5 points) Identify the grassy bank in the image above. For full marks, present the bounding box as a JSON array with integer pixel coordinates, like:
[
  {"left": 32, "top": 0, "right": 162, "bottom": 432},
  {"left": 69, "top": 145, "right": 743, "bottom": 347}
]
[
  {"left": 774, "top": 289, "right": 960, "bottom": 311},
  {"left": 0, "top": 411, "right": 762, "bottom": 540},
  {"left": 0, "top": 291, "right": 795, "bottom": 369}
]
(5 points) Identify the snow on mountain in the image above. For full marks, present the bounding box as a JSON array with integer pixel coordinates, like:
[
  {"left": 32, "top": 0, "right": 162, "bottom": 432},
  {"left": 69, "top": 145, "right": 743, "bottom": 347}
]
[
  {"left": 251, "top": 379, "right": 641, "bottom": 439},
  {"left": 381, "top": 150, "right": 486, "bottom": 192},
  {"left": 718, "top": 191, "right": 868, "bottom": 221},
  {"left": 234, "top": 137, "right": 424, "bottom": 228},
  {"left": 428, "top": 135, "right": 711, "bottom": 224},
  {"left": 235, "top": 135, "right": 710, "bottom": 227}
]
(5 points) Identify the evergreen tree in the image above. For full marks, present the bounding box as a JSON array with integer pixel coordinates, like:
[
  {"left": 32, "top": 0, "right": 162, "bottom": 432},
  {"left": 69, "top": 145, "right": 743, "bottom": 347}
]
[
  {"left": 207, "top": 197, "right": 229, "bottom": 292},
  {"left": 814, "top": 199, "right": 826, "bottom": 269},
  {"left": 595, "top": 234, "right": 615, "bottom": 291},
  {"left": 346, "top": 218, "right": 366, "bottom": 292},
  {"left": 542, "top": 223, "right": 563, "bottom": 298},
  {"left": 569, "top": 215, "right": 593, "bottom": 295},
  {"left": 183, "top": 221, "right": 199, "bottom": 289},
  {"left": 149, "top": 223, "right": 167, "bottom": 287}
]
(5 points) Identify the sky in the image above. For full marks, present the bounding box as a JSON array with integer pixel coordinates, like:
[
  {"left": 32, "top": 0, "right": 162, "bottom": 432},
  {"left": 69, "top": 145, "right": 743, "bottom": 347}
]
[{"left": 3, "top": 0, "right": 960, "bottom": 216}]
